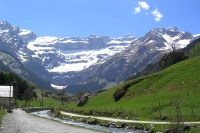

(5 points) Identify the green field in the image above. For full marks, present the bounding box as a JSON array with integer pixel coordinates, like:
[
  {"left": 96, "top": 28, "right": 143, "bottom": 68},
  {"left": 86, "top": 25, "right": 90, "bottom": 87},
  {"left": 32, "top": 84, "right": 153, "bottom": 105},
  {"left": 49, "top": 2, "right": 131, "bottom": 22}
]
[
  {"left": 65, "top": 56, "right": 200, "bottom": 121},
  {"left": 17, "top": 89, "right": 63, "bottom": 108},
  {"left": 0, "top": 109, "right": 6, "bottom": 126},
  {"left": 0, "top": 110, "right": 6, "bottom": 119}
]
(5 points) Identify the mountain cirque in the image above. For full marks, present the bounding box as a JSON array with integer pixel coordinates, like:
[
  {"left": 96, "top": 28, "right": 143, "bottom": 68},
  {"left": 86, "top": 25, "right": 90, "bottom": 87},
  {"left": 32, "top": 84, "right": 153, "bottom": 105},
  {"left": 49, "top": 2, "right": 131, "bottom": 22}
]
[{"left": 0, "top": 21, "right": 199, "bottom": 93}]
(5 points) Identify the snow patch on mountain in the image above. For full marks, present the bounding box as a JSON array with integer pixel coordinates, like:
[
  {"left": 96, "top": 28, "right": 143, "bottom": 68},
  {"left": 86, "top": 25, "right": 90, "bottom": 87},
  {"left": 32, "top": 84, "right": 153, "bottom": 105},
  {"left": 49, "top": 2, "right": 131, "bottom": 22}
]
[
  {"left": 193, "top": 34, "right": 200, "bottom": 38},
  {"left": 30, "top": 36, "right": 59, "bottom": 45},
  {"left": 48, "top": 45, "right": 128, "bottom": 73},
  {"left": 162, "top": 34, "right": 191, "bottom": 50},
  {"left": 149, "top": 40, "right": 155, "bottom": 43},
  {"left": 25, "top": 34, "right": 136, "bottom": 73},
  {"left": 51, "top": 84, "right": 66, "bottom": 90},
  {"left": 19, "top": 29, "right": 32, "bottom": 36}
]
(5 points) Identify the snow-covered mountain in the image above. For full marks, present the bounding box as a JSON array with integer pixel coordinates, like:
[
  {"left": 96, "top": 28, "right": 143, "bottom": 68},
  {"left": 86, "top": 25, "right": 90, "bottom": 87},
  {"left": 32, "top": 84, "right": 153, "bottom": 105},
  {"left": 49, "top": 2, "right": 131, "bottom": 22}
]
[
  {"left": 86, "top": 27, "right": 195, "bottom": 81},
  {"left": 0, "top": 21, "right": 199, "bottom": 92},
  {"left": 26, "top": 34, "right": 136, "bottom": 73},
  {"left": 0, "top": 21, "right": 137, "bottom": 89}
]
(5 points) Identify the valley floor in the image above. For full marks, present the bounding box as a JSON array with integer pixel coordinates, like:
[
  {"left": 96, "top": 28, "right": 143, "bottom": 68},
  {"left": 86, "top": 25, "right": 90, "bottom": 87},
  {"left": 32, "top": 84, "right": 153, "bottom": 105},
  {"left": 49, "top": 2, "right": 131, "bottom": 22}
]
[{"left": 0, "top": 109, "right": 101, "bottom": 133}]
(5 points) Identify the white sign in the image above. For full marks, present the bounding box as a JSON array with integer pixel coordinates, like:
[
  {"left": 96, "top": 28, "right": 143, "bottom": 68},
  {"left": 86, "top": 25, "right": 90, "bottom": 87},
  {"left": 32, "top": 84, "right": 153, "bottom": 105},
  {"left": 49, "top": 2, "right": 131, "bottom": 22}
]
[{"left": 0, "top": 86, "right": 13, "bottom": 97}]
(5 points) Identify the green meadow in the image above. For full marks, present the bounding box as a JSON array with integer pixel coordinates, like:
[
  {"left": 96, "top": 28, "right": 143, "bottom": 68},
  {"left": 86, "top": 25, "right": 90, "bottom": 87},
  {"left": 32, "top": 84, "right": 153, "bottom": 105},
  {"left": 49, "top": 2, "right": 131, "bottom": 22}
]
[{"left": 66, "top": 56, "right": 200, "bottom": 121}]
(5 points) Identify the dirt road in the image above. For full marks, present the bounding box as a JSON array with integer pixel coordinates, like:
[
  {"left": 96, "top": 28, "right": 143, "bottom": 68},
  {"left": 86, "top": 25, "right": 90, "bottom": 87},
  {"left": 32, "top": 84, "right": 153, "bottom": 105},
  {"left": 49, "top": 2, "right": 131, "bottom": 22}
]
[{"left": 0, "top": 109, "right": 101, "bottom": 133}]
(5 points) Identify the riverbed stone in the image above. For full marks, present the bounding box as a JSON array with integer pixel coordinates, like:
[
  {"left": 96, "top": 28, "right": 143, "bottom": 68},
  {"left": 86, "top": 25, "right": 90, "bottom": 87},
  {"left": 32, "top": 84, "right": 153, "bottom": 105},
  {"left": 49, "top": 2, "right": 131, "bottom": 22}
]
[
  {"left": 183, "top": 125, "right": 190, "bottom": 131},
  {"left": 87, "top": 119, "right": 99, "bottom": 125},
  {"left": 106, "top": 122, "right": 116, "bottom": 128},
  {"left": 121, "top": 122, "right": 126, "bottom": 128},
  {"left": 125, "top": 125, "right": 132, "bottom": 130}
]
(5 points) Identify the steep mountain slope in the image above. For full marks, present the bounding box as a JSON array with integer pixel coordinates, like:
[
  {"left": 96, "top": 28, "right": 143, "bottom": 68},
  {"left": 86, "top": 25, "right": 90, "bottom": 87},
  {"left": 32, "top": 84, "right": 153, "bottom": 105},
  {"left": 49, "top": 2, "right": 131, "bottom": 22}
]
[
  {"left": 126, "top": 37, "right": 200, "bottom": 81},
  {"left": 92, "top": 27, "right": 195, "bottom": 82},
  {"left": 66, "top": 27, "right": 200, "bottom": 93},
  {"left": 0, "top": 22, "right": 54, "bottom": 91},
  {"left": 0, "top": 50, "right": 54, "bottom": 91}
]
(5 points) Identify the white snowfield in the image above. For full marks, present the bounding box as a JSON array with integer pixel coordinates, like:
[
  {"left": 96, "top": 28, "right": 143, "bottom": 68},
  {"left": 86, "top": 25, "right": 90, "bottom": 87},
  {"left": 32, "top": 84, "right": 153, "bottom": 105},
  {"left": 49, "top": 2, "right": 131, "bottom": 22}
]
[
  {"left": 26, "top": 35, "right": 134, "bottom": 73},
  {"left": 162, "top": 34, "right": 190, "bottom": 50},
  {"left": 18, "top": 29, "right": 32, "bottom": 36},
  {"left": 193, "top": 34, "right": 200, "bottom": 37},
  {"left": 48, "top": 45, "right": 128, "bottom": 73},
  {"left": 26, "top": 28, "right": 194, "bottom": 74},
  {"left": 26, "top": 30, "right": 193, "bottom": 73},
  {"left": 51, "top": 84, "right": 66, "bottom": 90},
  {"left": 1, "top": 24, "right": 199, "bottom": 75},
  {"left": 60, "top": 111, "right": 200, "bottom": 125}
]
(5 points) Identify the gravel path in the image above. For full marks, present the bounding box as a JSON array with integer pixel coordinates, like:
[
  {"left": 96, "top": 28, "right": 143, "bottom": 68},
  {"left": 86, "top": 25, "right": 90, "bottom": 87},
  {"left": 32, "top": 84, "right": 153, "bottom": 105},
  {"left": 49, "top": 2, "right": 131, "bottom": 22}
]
[{"left": 0, "top": 109, "right": 101, "bottom": 133}]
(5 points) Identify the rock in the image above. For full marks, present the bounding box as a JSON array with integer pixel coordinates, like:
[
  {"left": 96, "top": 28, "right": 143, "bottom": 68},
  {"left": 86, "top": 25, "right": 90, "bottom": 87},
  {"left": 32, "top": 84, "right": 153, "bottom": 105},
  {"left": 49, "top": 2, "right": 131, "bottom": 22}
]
[
  {"left": 163, "top": 129, "right": 170, "bottom": 133},
  {"left": 116, "top": 125, "right": 121, "bottom": 128},
  {"left": 106, "top": 122, "right": 116, "bottom": 128},
  {"left": 160, "top": 116, "right": 168, "bottom": 120},
  {"left": 77, "top": 93, "right": 90, "bottom": 106},
  {"left": 137, "top": 126, "right": 144, "bottom": 130},
  {"left": 183, "top": 125, "right": 190, "bottom": 131},
  {"left": 87, "top": 119, "right": 99, "bottom": 125},
  {"left": 144, "top": 127, "right": 150, "bottom": 131},
  {"left": 121, "top": 122, "right": 126, "bottom": 128},
  {"left": 113, "top": 89, "right": 125, "bottom": 101},
  {"left": 159, "top": 50, "right": 187, "bottom": 69},
  {"left": 150, "top": 124, "right": 154, "bottom": 129},
  {"left": 125, "top": 125, "right": 132, "bottom": 130},
  {"left": 79, "top": 118, "right": 86, "bottom": 123}
]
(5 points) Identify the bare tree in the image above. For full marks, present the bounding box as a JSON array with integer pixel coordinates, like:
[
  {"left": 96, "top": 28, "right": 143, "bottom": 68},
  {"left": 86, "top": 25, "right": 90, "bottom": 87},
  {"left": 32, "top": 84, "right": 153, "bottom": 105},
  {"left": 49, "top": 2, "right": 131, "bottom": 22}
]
[
  {"left": 170, "top": 41, "right": 178, "bottom": 52},
  {"left": 166, "top": 35, "right": 179, "bottom": 52},
  {"left": 61, "top": 88, "right": 65, "bottom": 106}
]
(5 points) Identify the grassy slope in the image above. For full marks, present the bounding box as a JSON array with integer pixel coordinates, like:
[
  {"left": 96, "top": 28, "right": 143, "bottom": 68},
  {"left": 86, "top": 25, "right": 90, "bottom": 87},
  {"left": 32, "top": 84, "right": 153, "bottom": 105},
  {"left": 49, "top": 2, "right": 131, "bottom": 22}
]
[
  {"left": 0, "top": 109, "right": 6, "bottom": 126},
  {"left": 0, "top": 110, "right": 6, "bottom": 119},
  {"left": 70, "top": 56, "right": 200, "bottom": 121}
]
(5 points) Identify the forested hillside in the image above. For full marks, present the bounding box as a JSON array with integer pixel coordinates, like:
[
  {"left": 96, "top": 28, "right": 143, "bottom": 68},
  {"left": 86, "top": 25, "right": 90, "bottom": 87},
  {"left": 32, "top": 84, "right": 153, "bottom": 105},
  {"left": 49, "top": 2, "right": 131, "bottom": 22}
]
[{"left": 0, "top": 71, "right": 37, "bottom": 101}]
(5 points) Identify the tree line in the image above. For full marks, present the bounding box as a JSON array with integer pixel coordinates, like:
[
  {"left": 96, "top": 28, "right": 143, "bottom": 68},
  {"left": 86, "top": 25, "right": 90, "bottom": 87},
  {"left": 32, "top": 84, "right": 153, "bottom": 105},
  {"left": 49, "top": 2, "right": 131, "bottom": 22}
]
[
  {"left": 189, "top": 42, "right": 200, "bottom": 57},
  {"left": 0, "top": 71, "right": 37, "bottom": 102}
]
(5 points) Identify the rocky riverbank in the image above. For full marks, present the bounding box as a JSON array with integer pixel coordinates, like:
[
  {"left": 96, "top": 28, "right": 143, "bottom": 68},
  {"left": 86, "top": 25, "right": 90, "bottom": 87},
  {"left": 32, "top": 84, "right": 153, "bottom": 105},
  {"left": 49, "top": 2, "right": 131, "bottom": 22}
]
[{"left": 53, "top": 109, "right": 199, "bottom": 133}]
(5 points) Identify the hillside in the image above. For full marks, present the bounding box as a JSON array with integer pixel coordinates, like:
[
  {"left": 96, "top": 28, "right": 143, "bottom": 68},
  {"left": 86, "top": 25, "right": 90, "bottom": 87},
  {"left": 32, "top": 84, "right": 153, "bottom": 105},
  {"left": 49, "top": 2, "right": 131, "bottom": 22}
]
[
  {"left": 0, "top": 50, "right": 55, "bottom": 91},
  {"left": 74, "top": 56, "right": 200, "bottom": 121}
]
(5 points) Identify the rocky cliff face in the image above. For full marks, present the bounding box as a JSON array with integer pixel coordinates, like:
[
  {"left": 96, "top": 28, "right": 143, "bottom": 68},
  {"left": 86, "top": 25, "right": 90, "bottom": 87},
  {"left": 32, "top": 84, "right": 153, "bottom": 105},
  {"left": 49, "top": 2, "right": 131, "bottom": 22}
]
[
  {"left": 66, "top": 27, "right": 199, "bottom": 93},
  {"left": 87, "top": 27, "right": 196, "bottom": 83}
]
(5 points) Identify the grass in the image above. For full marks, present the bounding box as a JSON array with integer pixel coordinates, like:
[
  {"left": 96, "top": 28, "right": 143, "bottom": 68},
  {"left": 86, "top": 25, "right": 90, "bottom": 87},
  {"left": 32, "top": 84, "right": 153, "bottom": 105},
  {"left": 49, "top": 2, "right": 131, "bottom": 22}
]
[
  {"left": 64, "top": 56, "right": 200, "bottom": 121},
  {"left": 17, "top": 89, "right": 64, "bottom": 107},
  {"left": 0, "top": 109, "right": 6, "bottom": 119},
  {"left": 0, "top": 109, "right": 6, "bottom": 126}
]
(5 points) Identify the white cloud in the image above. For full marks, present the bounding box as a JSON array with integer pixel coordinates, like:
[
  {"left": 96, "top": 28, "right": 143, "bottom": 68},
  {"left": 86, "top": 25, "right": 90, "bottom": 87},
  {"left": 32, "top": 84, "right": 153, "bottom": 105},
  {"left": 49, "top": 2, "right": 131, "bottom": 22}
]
[
  {"left": 134, "top": 6, "right": 141, "bottom": 14},
  {"left": 151, "top": 8, "right": 163, "bottom": 22},
  {"left": 138, "top": 1, "right": 150, "bottom": 10}
]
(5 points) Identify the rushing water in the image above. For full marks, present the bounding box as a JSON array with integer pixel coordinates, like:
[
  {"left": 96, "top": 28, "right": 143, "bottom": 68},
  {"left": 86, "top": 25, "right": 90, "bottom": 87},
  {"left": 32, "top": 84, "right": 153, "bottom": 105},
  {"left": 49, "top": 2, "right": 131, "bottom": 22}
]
[{"left": 31, "top": 110, "right": 144, "bottom": 133}]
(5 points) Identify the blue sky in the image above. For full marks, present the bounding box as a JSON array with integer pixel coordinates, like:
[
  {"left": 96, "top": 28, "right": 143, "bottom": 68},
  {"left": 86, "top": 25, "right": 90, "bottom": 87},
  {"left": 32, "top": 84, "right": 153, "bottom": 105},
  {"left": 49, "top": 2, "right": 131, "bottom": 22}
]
[{"left": 0, "top": 0, "right": 200, "bottom": 38}]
